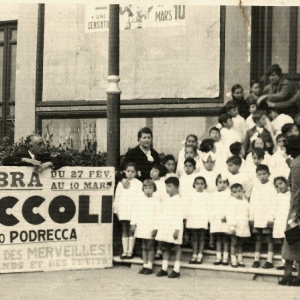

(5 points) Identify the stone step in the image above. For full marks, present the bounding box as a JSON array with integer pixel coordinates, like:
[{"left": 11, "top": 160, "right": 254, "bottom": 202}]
[{"left": 113, "top": 251, "right": 297, "bottom": 283}]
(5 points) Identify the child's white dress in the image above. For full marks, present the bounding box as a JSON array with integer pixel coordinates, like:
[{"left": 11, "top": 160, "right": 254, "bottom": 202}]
[
  {"left": 197, "top": 169, "right": 218, "bottom": 193},
  {"left": 269, "top": 149, "right": 290, "bottom": 180},
  {"left": 130, "top": 194, "right": 160, "bottom": 239},
  {"left": 210, "top": 189, "right": 231, "bottom": 233},
  {"left": 155, "top": 194, "right": 183, "bottom": 245},
  {"left": 179, "top": 172, "right": 198, "bottom": 219},
  {"left": 113, "top": 178, "right": 143, "bottom": 221},
  {"left": 273, "top": 191, "right": 291, "bottom": 239},
  {"left": 186, "top": 190, "right": 211, "bottom": 229},
  {"left": 249, "top": 181, "right": 277, "bottom": 228},
  {"left": 227, "top": 196, "right": 250, "bottom": 237}
]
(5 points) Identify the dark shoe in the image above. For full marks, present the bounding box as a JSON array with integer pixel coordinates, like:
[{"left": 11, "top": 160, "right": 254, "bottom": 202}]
[
  {"left": 276, "top": 265, "right": 285, "bottom": 270},
  {"left": 262, "top": 262, "right": 274, "bottom": 269},
  {"left": 213, "top": 260, "right": 222, "bottom": 265},
  {"left": 168, "top": 270, "right": 180, "bottom": 278},
  {"left": 292, "top": 278, "right": 300, "bottom": 286},
  {"left": 238, "top": 263, "right": 245, "bottom": 268},
  {"left": 208, "top": 244, "right": 216, "bottom": 250},
  {"left": 231, "top": 264, "right": 238, "bottom": 268},
  {"left": 126, "top": 254, "right": 134, "bottom": 259},
  {"left": 252, "top": 261, "right": 260, "bottom": 268},
  {"left": 120, "top": 253, "right": 127, "bottom": 259},
  {"left": 189, "top": 258, "right": 197, "bottom": 264},
  {"left": 156, "top": 269, "right": 168, "bottom": 277},
  {"left": 138, "top": 267, "right": 147, "bottom": 274},
  {"left": 278, "top": 274, "right": 295, "bottom": 286},
  {"left": 154, "top": 253, "right": 163, "bottom": 260},
  {"left": 195, "top": 258, "right": 203, "bottom": 264},
  {"left": 143, "top": 268, "right": 153, "bottom": 275},
  {"left": 222, "top": 261, "right": 228, "bottom": 266}
]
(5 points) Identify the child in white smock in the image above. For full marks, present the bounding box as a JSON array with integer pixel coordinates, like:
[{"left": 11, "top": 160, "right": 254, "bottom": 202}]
[
  {"left": 186, "top": 176, "right": 211, "bottom": 264},
  {"left": 114, "top": 162, "right": 143, "bottom": 259}
]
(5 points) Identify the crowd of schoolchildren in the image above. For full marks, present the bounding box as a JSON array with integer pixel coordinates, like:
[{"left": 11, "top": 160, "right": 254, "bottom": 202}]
[{"left": 113, "top": 81, "right": 299, "bottom": 279}]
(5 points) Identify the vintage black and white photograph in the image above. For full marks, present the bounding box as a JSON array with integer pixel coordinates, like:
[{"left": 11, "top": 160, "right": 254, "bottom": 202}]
[{"left": 0, "top": 1, "right": 299, "bottom": 299}]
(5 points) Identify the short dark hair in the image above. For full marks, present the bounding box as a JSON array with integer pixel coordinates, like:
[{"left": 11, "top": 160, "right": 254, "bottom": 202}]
[
  {"left": 209, "top": 127, "right": 220, "bottom": 134},
  {"left": 231, "top": 84, "right": 243, "bottom": 94},
  {"left": 250, "top": 79, "right": 261, "bottom": 88},
  {"left": 193, "top": 176, "right": 207, "bottom": 189},
  {"left": 151, "top": 163, "right": 167, "bottom": 177},
  {"left": 137, "top": 127, "right": 153, "bottom": 140},
  {"left": 276, "top": 133, "right": 285, "bottom": 142},
  {"left": 266, "top": 64, "right": 282, "bottom": 76},
  {"left": 215, "top": 174, "right": 229, "bottom": 186},
  {"left": 218, "top": 113, "right": 232, "bottom": 126},
  {"left": 185, "top": 134, "right": 198, "bottom": 144},
  {"left": 165, "top": 176, "right": 179, "bottom": 187},
  {"left": 226, "top": 155, "right": 242, "bottom": 166},
  {"left": 124, "top": 162, "right": 138, "bottom": 172},
  {"left": 252, "top": 110, "right": 265, "bottom": 123},
  {"left": 273, "top": 176, "right": 288, "bottom": 186},
  {"left": 251, "top": 137, "right": 267, "bottom": 150},
  {"left": 252, "top": 148, "right": 265, "bottom": 159},
  {"left": 229, "top": 142, "right": 242, "bottom": 155},
  {"left": 184, "top": 157, "right": 196, "bottom": 167},
  {"left": 281, "top": 123, "right": 295, "bottom": 136},
  {"left": 199, "top": 138, "right": 215, "bottom": 153},
  {"left": 225, "top": 100, "right": 238, "bottom": 112},
  {"left": 163, "top": 154, "right": 176, "bottom": 165},
  {"left": 143, "top": 179, "right": 157, "bottom": 192},
  {"left": 26, "top": 133, "right": 42, "bottom": 145},
  {"left": 256, "top": 164, "right": 270, "bottom": 174},
  {"left": 230, "top": 183, "right": 243, "bottom": 191},
  {"left": 248, "top": 98, "right": 258, "bottom": 106}
]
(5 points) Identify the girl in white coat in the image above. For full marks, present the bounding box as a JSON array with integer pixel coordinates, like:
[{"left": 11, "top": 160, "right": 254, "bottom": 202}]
[
  {"left": 227, "top": 183, "right": 251, "bottom": 267},
  {"left": 210, "top": 174, "right": 231, "bottom": 265},
  {"left": 113, "top": 162, "right": 143, "bottom": 259},
  {"left": 130, "top": 179, "right": 159, "bottom": 275},
  {"left": 186, "top": 176, "right": 211, "bottom": 264},
  {"left": 273, "top": 177, "right": 291, "bottom": 270}
]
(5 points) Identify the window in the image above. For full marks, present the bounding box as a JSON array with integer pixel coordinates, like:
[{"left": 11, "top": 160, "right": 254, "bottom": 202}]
[
  {"left": 251, "top": 7, "right": 300, "bottom": 87},
  {"left": 0, "top": 22, "right": 17, "bottom": 142}
]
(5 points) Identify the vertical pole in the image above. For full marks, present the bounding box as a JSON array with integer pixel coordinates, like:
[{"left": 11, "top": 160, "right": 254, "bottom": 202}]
[
  {"left": 35, "top": 3, "right": 45, "bottom": 133},
  {"left": 106, "top": 5, "right": 121, "bottom": 169}
]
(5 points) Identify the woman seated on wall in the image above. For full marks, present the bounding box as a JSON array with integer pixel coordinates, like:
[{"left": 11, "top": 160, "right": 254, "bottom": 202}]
[{"left": 257, "top": 64, "right": 299, "bottom": 118}]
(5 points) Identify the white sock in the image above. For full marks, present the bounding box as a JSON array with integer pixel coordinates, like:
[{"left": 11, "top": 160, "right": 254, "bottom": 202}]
[
  {"left": 156, "top": 249, "right": 163, "bottom": 255},
  {"left": 281, "top": 258, "right": 285, "bottom": 265},
  {"left": 143, "top": 263, "right": 147, "bottom": 268},
  {"left": 223, "top": 252, "right": 229, "bottom": 262},
  {"left": 122, "top": 237, "right": 129, "bottom": 254},
  {"left": 254, "top": 252, "right": 260, "bottom": 261},
  {"left": 162, "top": 260, "right": 168, "bottom": 271},
  {"left": 173, "top": 261, "right": 181, "bottom": 273},
  {"left": 216, "top": 252, "right": 222, "bottom": 261},
  {"left": 127, "top": 237, "right": 135, "bottom": 255},
  {"left": 147, "top": 262, "right": 153, "bottom": 269},
  {"left": 197, "top": 253, "right": 203, "bottom": 260},
  {"left": 237, "top": 253, "right": 243, "bottom": 263},
  {"left": 231, "top": 255, "right": 237, "bottom": 265},
  {"left": 267, "top": 252, "right": 273, "bottom": 263}
]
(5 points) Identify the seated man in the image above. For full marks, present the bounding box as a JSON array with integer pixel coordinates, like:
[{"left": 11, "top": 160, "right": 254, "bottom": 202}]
[{"left": 3, "top": 134, "right": 65, "bottom": 173}]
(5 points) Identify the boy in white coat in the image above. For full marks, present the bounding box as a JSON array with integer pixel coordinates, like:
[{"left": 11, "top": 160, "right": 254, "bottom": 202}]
[{"left": 249, "top": 164, "right": 277, "bottom": 269}]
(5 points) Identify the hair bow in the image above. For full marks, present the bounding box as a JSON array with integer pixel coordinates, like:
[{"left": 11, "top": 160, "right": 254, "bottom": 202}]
[{"left": 202, "top": 151, "right": 216, "bottom": 162}]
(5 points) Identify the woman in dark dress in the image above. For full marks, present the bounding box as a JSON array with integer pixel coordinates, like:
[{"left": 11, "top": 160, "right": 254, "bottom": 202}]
[
  {"left": 279, "top": 135, "right": 300, "bottom": 286},
  {"left": 120, "top": 127, "right": 161, "bottom": 186}
]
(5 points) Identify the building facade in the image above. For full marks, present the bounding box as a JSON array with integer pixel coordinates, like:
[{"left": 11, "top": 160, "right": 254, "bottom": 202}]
[{"left": 0, "top": 4, "right": 298, "bottom": 157}]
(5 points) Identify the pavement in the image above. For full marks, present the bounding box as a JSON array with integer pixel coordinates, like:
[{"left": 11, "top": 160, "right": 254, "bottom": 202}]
[{"left": 1, "top": 264, "right": 300, "bottom": 300}]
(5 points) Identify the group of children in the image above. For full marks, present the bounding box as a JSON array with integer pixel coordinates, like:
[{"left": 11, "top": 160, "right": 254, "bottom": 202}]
[{"left": 113, "top": 82, "right": 298, "bottom": 278}]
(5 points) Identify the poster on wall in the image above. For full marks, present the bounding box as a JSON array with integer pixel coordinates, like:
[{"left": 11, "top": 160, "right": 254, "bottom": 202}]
[
  {"left": 0, "top": 166, "right": 114, "bottom": 273},
  {"left": 85, "top": 4, "right": 186, "bottom": 32}
]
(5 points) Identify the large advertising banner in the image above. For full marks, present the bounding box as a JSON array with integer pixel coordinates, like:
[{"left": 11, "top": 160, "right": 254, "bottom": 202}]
[{"left": 0, "top": 167, "right": 114, "bottom": 273}]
